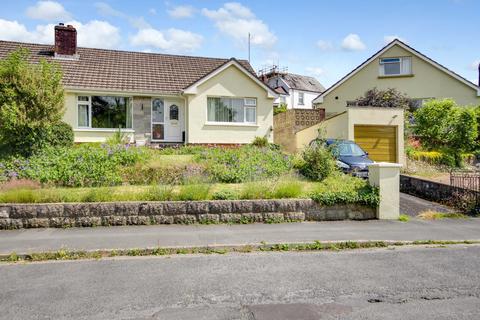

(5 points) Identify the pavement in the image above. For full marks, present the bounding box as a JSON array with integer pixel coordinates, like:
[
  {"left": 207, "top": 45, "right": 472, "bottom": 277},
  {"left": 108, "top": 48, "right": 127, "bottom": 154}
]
[
  {"left": 400, "top": 192, "right": 454, "bottom": 217},
  {"left": 1, "top": 245, "right": 479, "bottom": 319},
  {"left": 1, "top": 218, "right": 479, "bottom": 255}
]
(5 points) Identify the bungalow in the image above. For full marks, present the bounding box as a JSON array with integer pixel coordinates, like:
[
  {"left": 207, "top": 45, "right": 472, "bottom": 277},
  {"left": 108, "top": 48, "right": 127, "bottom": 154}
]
[{"left": 0, "top": 24, "right": 277, "bottom": 144}]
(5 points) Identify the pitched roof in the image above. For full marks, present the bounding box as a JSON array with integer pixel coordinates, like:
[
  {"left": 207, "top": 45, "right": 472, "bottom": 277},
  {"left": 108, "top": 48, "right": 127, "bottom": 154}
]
[
  {"left": 0, "top": 40, "right": 256, "bottom": 95},
  {"left": 279, "top": 73, "right": 325, "bottom": 92},
  {"left": 313, "top": 39, "right": 480, "bottom": 103}
]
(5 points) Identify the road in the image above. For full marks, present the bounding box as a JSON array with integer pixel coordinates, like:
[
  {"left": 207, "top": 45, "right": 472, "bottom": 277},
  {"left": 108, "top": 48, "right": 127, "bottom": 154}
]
[{"left": 1, "top": 245, "right": 480, "bottom": 319}]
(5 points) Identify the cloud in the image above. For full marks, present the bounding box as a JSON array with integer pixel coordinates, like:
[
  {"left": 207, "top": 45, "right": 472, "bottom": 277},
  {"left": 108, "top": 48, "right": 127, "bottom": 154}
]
[
  {"left": 316, "top": 40, "right": 333, "bottom": 51},
  {"left": 305, "top": 67, "right": 325, "bottom": 77},
  {"left": 168, "top": 5, "right": 195, "bottom": 18},
  {"left": 130, "top": 28, "right": 203, "bottom": 53},
  {"left": 202, "top": 2, "right": 276, "bottom": 48},
  {"left": 26, "top": 1, "right": 71, "bottom": 21},
  {"left": 0, "top": 18, "right": 121, "bottom": 49},
  {"left": 149, "top": 8, "right": 157, "bottom": 15},
  {"left": 384, "top": 35, "right": 407, "bottom": 44},
  {"left": 95, "top": 2, "right": 150, "bottom": 29},
  {"left": 341, "top": 33, "right": 366, "bottom": 51}
]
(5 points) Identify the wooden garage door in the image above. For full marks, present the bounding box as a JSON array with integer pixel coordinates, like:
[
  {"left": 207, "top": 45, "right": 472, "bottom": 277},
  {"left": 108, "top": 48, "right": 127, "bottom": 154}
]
[{"left": 354, "top": 125, "right": 397, "bottom": 162}]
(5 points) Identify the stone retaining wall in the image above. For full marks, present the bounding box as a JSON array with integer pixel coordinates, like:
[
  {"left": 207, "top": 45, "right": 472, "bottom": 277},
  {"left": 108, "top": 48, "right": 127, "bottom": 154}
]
[
  {"left": 400, "top": 174, "right": 456, "bottom": 203},
  {"left": 0, "top": 199, "right": 376, "bottom": 229}
]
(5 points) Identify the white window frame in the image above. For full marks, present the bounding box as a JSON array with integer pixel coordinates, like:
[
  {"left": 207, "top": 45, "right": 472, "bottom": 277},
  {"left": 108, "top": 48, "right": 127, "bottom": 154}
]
[
  {"left": 76, "top": 94, "right": 133, "bottom": 130},
  {"left": 379, "top": 56, "right": 412, "bottom": 76},
  {"left": 206, "top": 96, "right": 258, "bottom": 126},
  {"left": 77, "top": 96, "right": 91, "bottom": 128},
  {"left": 298, "top": 92, "right": 304, "bottom": 105}
]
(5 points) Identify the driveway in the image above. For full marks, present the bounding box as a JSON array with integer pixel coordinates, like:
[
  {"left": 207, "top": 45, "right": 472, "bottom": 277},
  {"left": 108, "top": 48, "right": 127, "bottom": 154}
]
[{"left": 400, "top": 192, "right": 454, "bottom": 217}]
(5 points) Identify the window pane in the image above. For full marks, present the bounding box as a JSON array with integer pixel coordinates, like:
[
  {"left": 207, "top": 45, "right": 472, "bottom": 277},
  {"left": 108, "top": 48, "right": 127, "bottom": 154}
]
[
  {"left": 231, "top": 98, "right": 244, "bottom": 122},
  {"left": 207, "top": 98, "right": 218, "bottom": 121},
  {"left": 384, "top": 62, "right": 401, "bottom": 75},
  {"left": 169, "top": 105, "right": 179, "bottom": 120},
  {"left": 91, "top": 96, "right": 129, "bottom": 129},
  {"left": 152, "top": 99, "right": 164, "bottom": 123},
  {"left": 245, "top": 107, "right": 256, "bottom": 123},
  {"left": 78, "top": 104, "right": 89, "bottom": 127},
  {"left": 152, "top": 124, "right": 164, "bottom": 140}
]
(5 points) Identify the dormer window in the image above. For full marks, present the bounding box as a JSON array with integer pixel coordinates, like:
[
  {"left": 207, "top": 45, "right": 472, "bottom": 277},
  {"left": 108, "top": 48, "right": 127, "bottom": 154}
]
[{"left": 379, "top": 57, "right": 412, "bottom": 76}]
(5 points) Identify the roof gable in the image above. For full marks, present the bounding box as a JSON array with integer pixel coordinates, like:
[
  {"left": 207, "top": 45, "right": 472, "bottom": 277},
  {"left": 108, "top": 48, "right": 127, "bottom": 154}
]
[
  {"left": 313, "top": 39, "right": 480, "bottom": 103},
  {"left": 182, "top": 59, "right": 278, "bottom": 98}
]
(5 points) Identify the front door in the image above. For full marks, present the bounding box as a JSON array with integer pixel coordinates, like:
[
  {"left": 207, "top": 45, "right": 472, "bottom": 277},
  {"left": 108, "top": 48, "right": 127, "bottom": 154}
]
[
  {"left": 164, "top": 103, "right": 183, "bottom": 142},
  {"left": 151, "top": 98, "right": 165, "bottom": 140}
]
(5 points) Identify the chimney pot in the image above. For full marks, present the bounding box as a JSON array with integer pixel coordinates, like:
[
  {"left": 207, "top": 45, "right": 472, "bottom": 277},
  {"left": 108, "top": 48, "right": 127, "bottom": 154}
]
[{"left": 54, "top": 23, "right": 77, "bottom": 56}]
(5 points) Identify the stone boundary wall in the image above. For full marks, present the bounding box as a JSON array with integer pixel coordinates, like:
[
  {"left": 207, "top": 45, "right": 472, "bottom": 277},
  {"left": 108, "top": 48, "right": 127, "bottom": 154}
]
[
  {"left": 400, "top": 174, "right": 457, "bottom": 203},
  {"left": 0, "top": 199, "right": 375, "bottom": 229}
]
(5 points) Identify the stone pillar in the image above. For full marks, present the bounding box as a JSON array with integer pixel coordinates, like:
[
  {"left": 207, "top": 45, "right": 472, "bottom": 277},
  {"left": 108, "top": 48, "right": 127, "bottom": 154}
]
[{"left": 368, "top": 162, "right": 402, "bottom": 220}]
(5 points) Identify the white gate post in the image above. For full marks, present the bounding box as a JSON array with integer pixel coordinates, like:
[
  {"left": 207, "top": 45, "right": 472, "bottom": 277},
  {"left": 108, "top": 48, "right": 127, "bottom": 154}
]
[{"left": 368, "top": 162, "right": 402, "bottom": 220}]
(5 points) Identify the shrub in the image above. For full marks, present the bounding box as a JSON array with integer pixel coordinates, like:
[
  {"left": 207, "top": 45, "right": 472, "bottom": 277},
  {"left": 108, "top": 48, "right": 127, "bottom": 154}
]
[
  {"left": 177, "top": 184, "right": 211, "bottom": 201},
  {"left": 353, "top": 87, "right": 410, "bottom": 108},
  {"left": 251, "top": 136, "right": 269, "bottom": 148},
  {"left": 212, "top": 189, "right": 239, "bottom": 200},
  {"left": 309, "top": 174, "right": 380, "bottom": 208},
  {"left": 141, "top": 185, "right": 175, "bottom": 201},
  {"left": 0, "top": 48, "right": 65, "bottom": 155},
  {"left": 273, "top": 179, "right": 303, "bottom": 198},
  {"left": 273, "top": 103, "right": 288, "bottom": 115},
  {"left": 198, "top": 146, "right": 292, "bottom": 183},
  {"left": 240, "top": 181, "right": 274, "bottom": 199},
  {"left": 106, "top": 128, "right": 131, "bottom": 145},
  {"left": 299, "top": 145, "right": 336, "bottom": 181},
  {"left": 46, "top": 122, "right": 74, "bottom": 148},
  {"left": 0, "top": 144, "right": 145, "bottom": 187},
  {"left": 413, "top": 99, "right": 477, "bottom": 164}
]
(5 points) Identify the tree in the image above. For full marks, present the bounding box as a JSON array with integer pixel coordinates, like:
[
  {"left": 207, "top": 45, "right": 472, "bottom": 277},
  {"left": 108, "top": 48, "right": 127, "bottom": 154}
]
[{"left": 0, "top": 48, "right": 67, "bottom": 155}]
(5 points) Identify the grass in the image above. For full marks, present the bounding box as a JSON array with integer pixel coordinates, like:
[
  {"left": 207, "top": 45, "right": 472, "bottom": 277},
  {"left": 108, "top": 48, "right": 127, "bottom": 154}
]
[
  {"left": 0, "top": 174, "right": 373, "bottom": 204},
  {"left": 2, "top": 240, "right": 478, "bottom": 264},
  {"left": 146, "top": 155, "right": 195, "bottom": 169},
  {"left": 398, "top": 214, "right": 410, "bottom": 222},
  {"left": 416, "top": 210, "right": 468, "bottom": 220}
]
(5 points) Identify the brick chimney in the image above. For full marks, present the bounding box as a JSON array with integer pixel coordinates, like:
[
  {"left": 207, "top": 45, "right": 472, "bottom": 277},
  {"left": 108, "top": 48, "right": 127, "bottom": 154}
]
[{"left": 54, "top": 23, "right": 77, "bottom": 57}]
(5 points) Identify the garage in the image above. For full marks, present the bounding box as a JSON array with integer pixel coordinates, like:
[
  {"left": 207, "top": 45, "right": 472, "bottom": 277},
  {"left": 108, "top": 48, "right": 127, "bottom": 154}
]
[{"left": 354, "top": 125, "right": 397, "bottom": 162}]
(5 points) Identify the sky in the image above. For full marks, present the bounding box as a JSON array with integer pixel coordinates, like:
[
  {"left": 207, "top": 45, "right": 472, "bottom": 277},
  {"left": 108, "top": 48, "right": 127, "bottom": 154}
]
[{"left": 0, "top": 0, "right": 479, "bottom": 87}]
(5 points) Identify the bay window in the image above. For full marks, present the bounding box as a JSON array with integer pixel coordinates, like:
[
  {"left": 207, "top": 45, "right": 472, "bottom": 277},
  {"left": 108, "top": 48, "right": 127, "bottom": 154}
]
[
  {"left": 207, "top": 97, "right": 257, "bottom": 124},
  {"left": 77, "top": 95, "right": 132, "bottom": 129}
]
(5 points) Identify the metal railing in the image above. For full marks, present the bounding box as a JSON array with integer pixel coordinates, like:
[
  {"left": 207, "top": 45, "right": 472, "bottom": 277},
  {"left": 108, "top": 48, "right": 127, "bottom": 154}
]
[{"left": 450, "top": 170, "right": 480, "bottom": 213}]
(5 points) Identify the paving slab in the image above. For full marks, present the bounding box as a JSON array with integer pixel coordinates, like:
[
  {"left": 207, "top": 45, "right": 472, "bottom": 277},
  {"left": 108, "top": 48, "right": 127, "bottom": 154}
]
[{"left": 0, "top": 218, "right": 479, "bottom": 255}]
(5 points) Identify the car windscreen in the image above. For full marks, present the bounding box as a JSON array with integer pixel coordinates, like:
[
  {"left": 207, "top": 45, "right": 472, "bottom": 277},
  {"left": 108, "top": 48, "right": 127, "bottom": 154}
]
[{"left": 331, "top": 142, "right": 366, "bottom": 157}]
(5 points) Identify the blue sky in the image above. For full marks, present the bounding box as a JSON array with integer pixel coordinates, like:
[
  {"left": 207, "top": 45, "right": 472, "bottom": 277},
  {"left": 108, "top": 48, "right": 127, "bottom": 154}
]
[{"left": 0, "top": 0, "right": 479, "bottom": 87}]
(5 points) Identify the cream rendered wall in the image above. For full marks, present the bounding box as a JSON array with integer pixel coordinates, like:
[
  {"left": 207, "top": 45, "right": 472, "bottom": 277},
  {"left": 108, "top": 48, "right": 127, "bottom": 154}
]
[
  {"left": 186, "top": 65, "right": 274, "bottom": 144},
  {"left": 347, "top": 107, "right": 405, "bottom": 165},
  {"left": 319, "top": 44, "right": 480, "bottom": 116},
  {"left": 294, "top": 107, "right": 404, "bottom": 165}
]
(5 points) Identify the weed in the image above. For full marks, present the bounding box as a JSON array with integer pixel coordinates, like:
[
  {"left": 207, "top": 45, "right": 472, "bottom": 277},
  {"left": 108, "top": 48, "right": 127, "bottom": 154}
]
[
  {"left": 398, "top": 214, "right": 410, "bottom": 222},
  {"left": 417, "top": 210, "right": 467, "bottom": 220}
]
